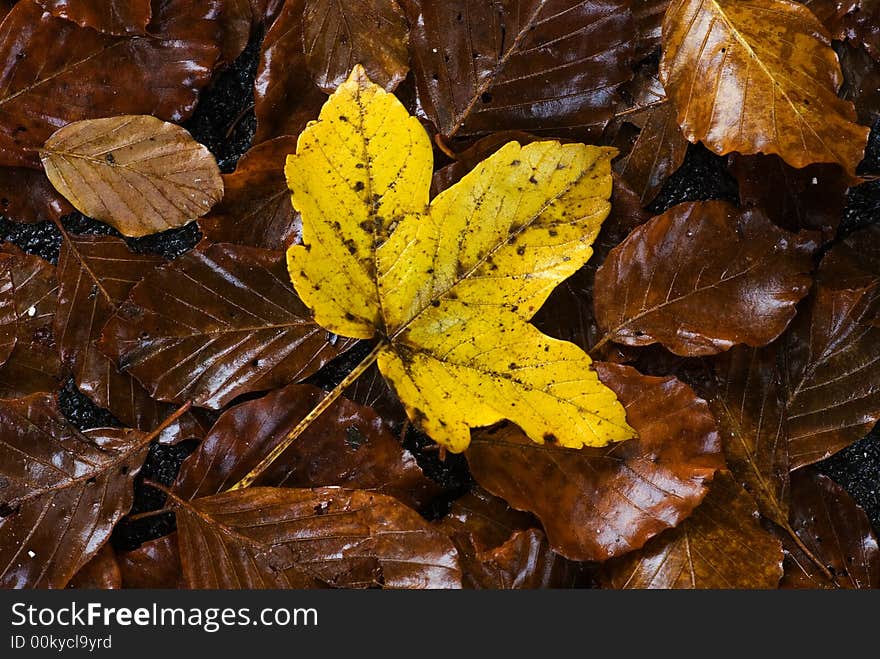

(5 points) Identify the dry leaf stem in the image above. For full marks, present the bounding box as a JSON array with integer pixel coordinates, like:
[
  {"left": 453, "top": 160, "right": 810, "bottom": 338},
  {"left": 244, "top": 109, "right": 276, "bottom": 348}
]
[{"left": 228, "top": 340, "right": 387, "bottom": 490}]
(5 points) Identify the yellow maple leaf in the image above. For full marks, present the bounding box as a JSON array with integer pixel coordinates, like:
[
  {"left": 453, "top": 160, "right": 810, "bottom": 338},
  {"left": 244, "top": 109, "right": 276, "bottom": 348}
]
[{"left": 285, "top": 66, "right": 635, "bottom": 453}]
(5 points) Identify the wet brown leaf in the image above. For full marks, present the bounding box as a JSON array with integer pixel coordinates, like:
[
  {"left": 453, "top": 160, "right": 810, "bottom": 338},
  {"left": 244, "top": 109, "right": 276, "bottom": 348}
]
[
  {"left": 0, "top": 265, "right": 14, "bottom": 368},
  {"left": 199, "top": 136, "right": 301, "bottom": 250},
  {"left": 253, "top": 0, "right": 325, "bottom": 143},
  {"left": 0, "top": 168, "right": 74, "bottom": 224},
  {"left": 710, "top": 347, "right": 789, "bottom": 528},
  {"left": 118, "top": 534, "right": 181, "bottom": 589},
  {"left": 67, "top": 544, "right": 121, "bottom": 589},
  {"left": 404, "top": 0, "right": 636, "bottom": 138},
  {"left": 0, "top": 245, "right": 62, "bottom": 399},
  {"left": 806, "top": 0, "right": 880, "bottom": 60},
  {"left": 173, "top": 383, "right": 438, "bottom": 508},
  {"left": 36, "top": 0, "right": 152, "bottom": 35},
  {"left": 303, "top": 0, "right": 409, "bottom": 93},
  {"left": 615, "top": 101, "right": 688, "bottom": 207},
  {"left": 175, "top": 487, "right": 462, "bottom": 589},
  {"left": 343, "top": 362, "right": 409, "bottom": 430},
  {"left": 839, "top": 43, "right": 880, "bottom": 125},
  {"left": 99, "top": 243, "right": 353, "bottom": 409},
  {"left": 782, "top": 469, "right": 880, "bottom": 589},
  {"left": 600, "top": 472, "right": 784, "bottom": 588},
  {"left": 0, "top": 394, "right": 150, "bottom": 588},
  {"left": 729, "top": 154, "right": 848, "bottom": 241},
  {"left": 41, "top": 115, "right": 223, "bottom": 238},
  {"left": 633, "top": 0, "right": 670, "bottom": 58},
  {"left": 594, "top": 201, "right": 818, "bottom": 356},
  {"left": 56, "top": 234, "right": 205, "bottom": 444},
  {"left": 661, "top": 0, "right": 870, "bottom": 176},
  {"left": 782, "top": 238, "right": 880, "bottom": 469},
  {"left": 472, "top": 529, "right": 589, "bottom": 589},
  {"left": 467, "top": 363, "right": 723, "bottom": 561},
  {"left": 0, "top": 1, "right": 219, "bottom": 168}
]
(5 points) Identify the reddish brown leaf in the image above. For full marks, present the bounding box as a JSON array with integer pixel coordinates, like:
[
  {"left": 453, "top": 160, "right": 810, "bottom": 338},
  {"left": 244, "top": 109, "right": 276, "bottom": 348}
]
[
  {"left": 0, "top": 245, "right": 62, "bottom": 398},
  {"left": 303, "top": 0, "right": 409, "bottom": 93},
  {"left": 436, "top": 488, "right": 585, "bottom": 589},
  {"left": 173, "top": 383, "right": 438, "bottom": 508},
  {"left": 404, "top": 0, "right": 636, "bottom": 139},
  {"left": 839, "top": 43, "right": 880, "bottom": 125},
  {"left": 99, "top": 243, "right": 353, "bottom": 409},
  {"left": 782, "top": 470, "right": 880, "bottom": 589},
  {"left": 253, "top": 0, "right": 329, "bottom": 143},
  {"left": 710, "top": 347, "right": 789, "bottom": 528},
  {"left": 118, "top": 535, "right": 181, "bottom": 589},
  {"left": 729, "top": 154, "right": 848, "bottom": 241},
  {"left": 67, "top": 544, "right": 121, "bottom": 589},
  {"left": 55, "top": 234, "right": 205, "bottom": 444},
  {"left": 467, "top": 363, "right": 723, "bottom": 561},
  {"left": 633, "top": 0, "right": 669, "bottom": 58},
  {"left": 615, "top": 101, "right": 688, "bottom": 207},
  {"left": 600, "top": 472, "right": 784, "bottom": 588},
  {"left": 36, "top": 0, "right": 152, "bottom": 35},
  {"left": 199, "top": 136, "right": 301, "bottom": 250},
  {"left": 782, "top": 282, "right": 880, "bottom": 470},
  {"left": 0, "top": 394, "right": 150, "bottom": 588},
  {"left": 594, "top": 201, "right": 818, "bottom": 357},
  {"left": 0, "top": 1, "right": 219, "bottom": 168},
  {"left": 175, "top": 487, "right": 462, "bottom": 589},
  {"left": 472, "top": 529, "right": 589, "bottom": 589},
  {"left": 0, "top": 265, "right": 14, "bottom": 368},
  {"left": 0, "top": 168, "right": 74, "bottom": 224},
  {"left": 806, "top": 0, "right": 880, "bottom": 60}
]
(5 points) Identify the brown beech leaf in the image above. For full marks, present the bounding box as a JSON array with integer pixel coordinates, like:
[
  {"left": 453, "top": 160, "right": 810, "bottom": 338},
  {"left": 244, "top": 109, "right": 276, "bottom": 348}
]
[
  {"left": 782, "top": 236, "right": 880, "bottom": 469},
  {"left": 0, "top": 246, "right": 62, "bottom": 398},
  {"left": 0, "top": 265, "right": 14, "bottom": 369},
  {"left": 0, "top": 394, "right": 150, "bottom": 588},
  {"left": 36, "top": 0, "right": 152, "bottom": 35},
  {"left": 633, "top": 0, "right": 670, "bottom": 58},
  {"left": 782, "top": 470, "right": 880, "bottom": 589},
  {"left": 661, "top": 0, "right": 870, "bottom": 177},
  {"left": 199, "top": 136, "right": 300, "bottom": 250},
  {"left": 99, "top": 243, "right": 353, "bottom": 409},
  {"left": 303, "top": 0, "right": 409, "bottom": 93},
  {"left": 710, "top": 347, "right": 789, "bottom": 528},
  {"left": 729, "top": 154, "right": 848, "bottom": 241},
  {"left": 174, "top": 487, "right": 462, "bottom": 589},
  {"left": 437, "top": 488, "right": 585, "bottom": 589},
  {"left": 56, "top": 234, "right": 205, "bottom": 444},
  {"left": 601, "top": 472, "right": 784, "bottom": 588},
  {"left": 118, "top": 534, "right": 181, "bottom": 589},
  {"left": 0, "top": 168, "right": 74, "bottom": 224},
  {"left": 0, "top": 1, "right": 219, "bottom": 168},
  {"left": 806, "top": 0, "right": 880, "bottom": 60},
  {"left": 41, "top": 116, "right": 224, "bottom": 238},
  {"left": 173, "top": 383, "right": 438, "bottom": 509},
  {"left": 467, "top": 363, "right": 723, "bottom": 561},
  {"left": 67, "top": 544, "right": 121, "bottom": 589},
  {"left": 615, "top": 101, "right": 688, "bottom": 207},
  {"left": 594, "top": 201, "right": 818, "bottom": 357},
  {"left": 253, "top": 0, "right": 326, "bottom": 143},
  {"left": 472, "top": 529, "right": 589, "bottom": 589},
  {"left": 839, "top": 44, "right": 880, "bottom": 125},
  {"left": 404, "top": 0, "right": 636, "bottom": 138}
]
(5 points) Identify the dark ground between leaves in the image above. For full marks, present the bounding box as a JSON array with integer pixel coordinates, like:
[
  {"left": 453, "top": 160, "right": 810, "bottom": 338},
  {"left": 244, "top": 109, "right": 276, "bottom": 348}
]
[{"left": 1, "top": 35, "right": 878, "bottom": 551}]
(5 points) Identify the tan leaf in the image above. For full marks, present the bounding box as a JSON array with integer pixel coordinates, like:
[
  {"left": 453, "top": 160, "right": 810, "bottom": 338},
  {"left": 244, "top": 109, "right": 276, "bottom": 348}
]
[{"left": 41, "top": 115, "right": 223, "bottom": 237}]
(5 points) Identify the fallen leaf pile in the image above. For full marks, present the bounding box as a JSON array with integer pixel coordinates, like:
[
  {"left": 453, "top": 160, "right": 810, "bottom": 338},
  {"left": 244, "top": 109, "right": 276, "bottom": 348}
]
[{"left": 0, "top": 0, "right": 878, "bottom": 590}]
